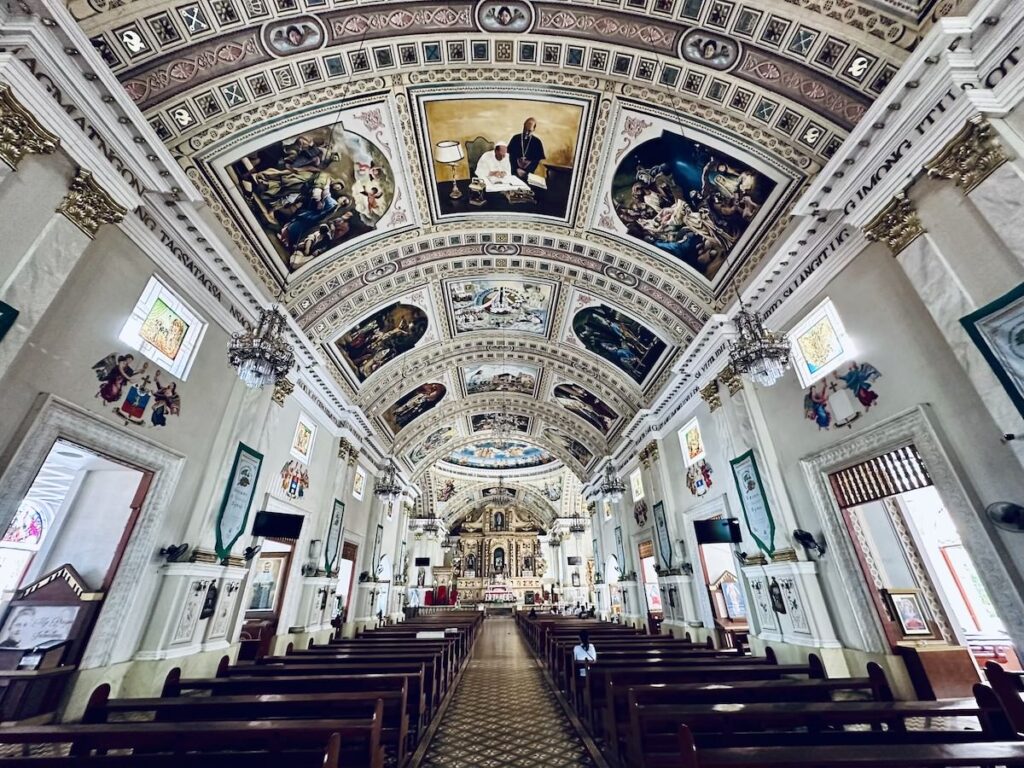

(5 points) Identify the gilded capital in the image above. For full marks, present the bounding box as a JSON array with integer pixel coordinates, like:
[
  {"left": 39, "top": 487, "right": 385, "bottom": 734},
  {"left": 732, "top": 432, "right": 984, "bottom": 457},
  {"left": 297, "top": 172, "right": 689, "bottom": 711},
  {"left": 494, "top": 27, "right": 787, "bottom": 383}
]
[
  {"left": 700, "top": 379, "right": 722, "bottom": 412},
  {"left": 271, "top": 376, "right": 294, "bottom": 406},
  {"left": 0, "top": 86, "right": 59, "bottom": 171},
  {"left": 719, "top": 364, "right": 743, "bottom": 396},
  {"left": 925, "top": 117, "right": 1008, "bottom": 193},
  {"left": 638, "top": 441, "right": 659, "bottom": 468},
  {"left": 57, "top": 169, "right": 127, "bottom": 237},
  {"left": 863, "top": 193, "right": 924, "bottom": 256}
]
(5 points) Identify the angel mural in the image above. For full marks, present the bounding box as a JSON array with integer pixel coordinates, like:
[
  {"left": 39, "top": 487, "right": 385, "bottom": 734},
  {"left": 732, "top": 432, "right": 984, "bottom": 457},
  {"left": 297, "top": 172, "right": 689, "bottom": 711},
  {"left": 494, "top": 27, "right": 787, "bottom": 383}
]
[
  {"left": 612, "top": 131, "right": 775, "bottom": 280},
  {"left": 230, "top": 125, "right": 393, "bottom": 272},
  {"left": 92, "top": 353, "right": 182, "bottom": 428},
  {"left": 803, "top": 361, "right": 882, "bottom": 431}
]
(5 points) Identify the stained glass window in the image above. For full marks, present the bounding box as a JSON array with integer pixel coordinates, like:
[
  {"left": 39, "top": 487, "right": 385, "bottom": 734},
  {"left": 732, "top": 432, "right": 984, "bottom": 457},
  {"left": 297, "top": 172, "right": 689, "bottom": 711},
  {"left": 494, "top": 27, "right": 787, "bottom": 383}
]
[
  {"left": 119, "top": 276, "right": 207, "bottom": 379},
  {"left": 2, "top": 503, "right": 44, "bottom": 547}
]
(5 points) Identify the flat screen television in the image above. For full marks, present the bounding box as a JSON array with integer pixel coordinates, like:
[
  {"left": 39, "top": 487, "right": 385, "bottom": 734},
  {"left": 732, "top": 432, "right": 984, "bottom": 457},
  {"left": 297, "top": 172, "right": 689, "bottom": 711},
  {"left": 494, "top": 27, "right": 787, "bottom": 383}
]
[
  {"left": 414, "top": 557, "right": 431, "bottom": 567},
  {"left": 694, "top": 518, "right": 743, "bottom": 545},
  {"left": 566, "top": 556, "right": 582, "bottom": 565},
  {"left": 252, "top": 511, "right": 304, "bottom": 540}
]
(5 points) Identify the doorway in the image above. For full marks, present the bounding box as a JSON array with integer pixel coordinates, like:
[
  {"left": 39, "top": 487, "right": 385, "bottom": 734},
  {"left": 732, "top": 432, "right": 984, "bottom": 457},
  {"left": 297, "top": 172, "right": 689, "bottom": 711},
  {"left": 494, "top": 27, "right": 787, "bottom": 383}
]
[
  {"left": 694, "top": 518, "right": 748, "bottom": 648},
  {"left": 638, "top": 540, "right": 663, "bottom": 633},
  {"left": 834, "top": 461, "right": 1015, "bottom": 669},
  {"left": 335, "top": 541, "right": 358, "bottom": 623},
  {"left": 0, "top": 439, "right": 148, "bottom": 605}
]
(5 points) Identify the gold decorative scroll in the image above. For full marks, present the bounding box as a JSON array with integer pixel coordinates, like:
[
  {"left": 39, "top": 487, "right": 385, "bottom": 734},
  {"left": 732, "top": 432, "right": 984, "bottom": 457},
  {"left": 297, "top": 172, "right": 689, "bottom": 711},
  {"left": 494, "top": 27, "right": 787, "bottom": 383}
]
[
  {"left": 56, "top": 169, "right": 127, "bottom": 237},
  {"left": 925, "top": 117, "right": 1009, "bottom": 193},
  {"left": 863, "top": 193, "right": 924, "bottom": 256},
  {"left": 700, "top": 379, "right": 722, "bottom": 412},
  {"left": 0, "top": 85, "right": 59, "bottom": 170}
]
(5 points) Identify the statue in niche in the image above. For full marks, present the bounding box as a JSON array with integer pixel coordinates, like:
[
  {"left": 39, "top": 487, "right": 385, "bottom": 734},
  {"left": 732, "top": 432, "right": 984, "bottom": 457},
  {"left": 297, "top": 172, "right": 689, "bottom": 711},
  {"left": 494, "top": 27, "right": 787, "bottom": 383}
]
[
  {"left": 416, "top": 568, "right": 425, "bottom": 588},
  {"left": 494, "top": 511, "right": 505, "bottom": 530},
  {"left": 466, "top": 553, "right": 477, "bottom": 572},
  {"left": 523, "top": 555, "right": 533, "bottom": 571},
  {"left": 494, "top": 547, "right": 505, "bottom": 573}
]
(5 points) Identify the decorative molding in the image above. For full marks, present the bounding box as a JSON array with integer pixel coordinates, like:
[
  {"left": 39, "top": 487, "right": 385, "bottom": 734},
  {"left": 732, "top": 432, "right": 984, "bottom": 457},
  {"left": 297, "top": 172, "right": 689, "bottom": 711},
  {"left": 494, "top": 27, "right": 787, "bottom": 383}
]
[
  {"left": 638, "top": 441, "right": 659, "bottom": 469},
  {"left": 925, "top": 117, "right": 1010, "bottom": 194},
  {"left": 770, "top": 547, "right": 798, "bottom": 563},
  {"left": 56, "top": 169, "right": 127, "bottom": 238},
  {"left": 271, "top": 376, "right": 294, "bottom": 407},
  {"left": 0, "top": 85, "right": 59, "bottom": 170},
  {"left": 863, "top": 193, "right": 924, "bottom": 256},
  {"left": 700, "top": 380, "right": 722, "bottom": 412},
  {"left": 719, "top": 365, "right": 743, "bottom": 396}
]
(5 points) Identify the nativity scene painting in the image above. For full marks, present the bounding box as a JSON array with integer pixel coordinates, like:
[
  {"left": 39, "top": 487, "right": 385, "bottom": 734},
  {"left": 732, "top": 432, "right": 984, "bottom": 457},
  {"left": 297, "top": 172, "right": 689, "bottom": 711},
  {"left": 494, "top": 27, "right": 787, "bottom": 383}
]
[
  {"left": 228, "top": 123, "right": 394, "bottom": 272},
  {"left": 572, "top": 305, "right": 666, "bottom": 384},
  {"left": 610, "top": 130, "right": 775, "bottom": 281},
  {"left": 335, "top": 303, "right": 429, "bottom": 382}
]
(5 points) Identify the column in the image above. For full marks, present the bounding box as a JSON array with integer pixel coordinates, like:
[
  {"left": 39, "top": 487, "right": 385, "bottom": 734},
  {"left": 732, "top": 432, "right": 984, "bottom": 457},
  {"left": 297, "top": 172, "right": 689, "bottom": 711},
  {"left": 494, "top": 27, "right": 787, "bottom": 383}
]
[
  {"left": 864, "top": 190, "right": 1024, "bottom": 463},
  {"left": 0, "top": 169, "right": 127, "bottom": 377}
]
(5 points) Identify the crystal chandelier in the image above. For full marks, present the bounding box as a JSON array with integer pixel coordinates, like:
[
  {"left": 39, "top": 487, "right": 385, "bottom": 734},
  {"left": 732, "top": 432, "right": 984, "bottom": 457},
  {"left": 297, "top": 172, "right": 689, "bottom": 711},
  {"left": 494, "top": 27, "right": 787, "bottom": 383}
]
[
  {"left": 227, "top": 305, "right": 295, "bottom": 389},
  {"left": 490, "top": 477, "right": 514, "bottom": 507},
  {"left": 374, "top": 460, "right": 402, "bottom": 499},
  {"left": 422, "top": 512, "right": 440, "bottom": 534},
  {"left": 491, "top": 407, "right": 517, "bottom": 450},
  {"left": 568, "top": 513, "right": 586, "bottom": 536},
  {"left": 728, "top": 307, "right": 791, "bottom": 388},
  {"left": 598, "top": 461, "right": 625, "bottom": 503}
]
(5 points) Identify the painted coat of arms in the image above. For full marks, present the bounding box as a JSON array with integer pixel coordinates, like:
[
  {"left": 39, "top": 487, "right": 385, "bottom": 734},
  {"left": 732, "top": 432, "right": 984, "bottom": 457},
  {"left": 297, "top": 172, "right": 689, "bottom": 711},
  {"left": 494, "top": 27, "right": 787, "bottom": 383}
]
[
  {"left": 280, "top": 460, "right": 310, "bottom": 499},
  {"left": 92, "top": 352, "right": 182, "bottom": 427}
]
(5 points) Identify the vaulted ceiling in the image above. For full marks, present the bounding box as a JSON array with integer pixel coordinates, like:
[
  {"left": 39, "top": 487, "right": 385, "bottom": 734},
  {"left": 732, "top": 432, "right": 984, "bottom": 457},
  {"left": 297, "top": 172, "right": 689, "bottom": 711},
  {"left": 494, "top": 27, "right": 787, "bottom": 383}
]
[{"left": 73, "top": 0, "right": 969, "bottom": 497}]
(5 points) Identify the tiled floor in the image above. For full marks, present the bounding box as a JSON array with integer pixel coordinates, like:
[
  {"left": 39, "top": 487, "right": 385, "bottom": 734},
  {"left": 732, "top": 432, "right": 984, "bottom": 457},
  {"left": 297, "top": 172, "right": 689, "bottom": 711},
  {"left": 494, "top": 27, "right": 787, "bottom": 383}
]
[{"left": 419, "top": 617, "right": 596, "bottom": 768}]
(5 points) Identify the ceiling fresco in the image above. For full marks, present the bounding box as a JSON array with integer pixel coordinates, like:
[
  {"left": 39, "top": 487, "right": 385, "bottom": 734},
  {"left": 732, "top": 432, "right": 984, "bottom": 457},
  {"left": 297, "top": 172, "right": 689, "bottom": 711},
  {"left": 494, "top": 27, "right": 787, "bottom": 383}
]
[{"left": 68, "top": 0, "right": 974, "bottom": 492}]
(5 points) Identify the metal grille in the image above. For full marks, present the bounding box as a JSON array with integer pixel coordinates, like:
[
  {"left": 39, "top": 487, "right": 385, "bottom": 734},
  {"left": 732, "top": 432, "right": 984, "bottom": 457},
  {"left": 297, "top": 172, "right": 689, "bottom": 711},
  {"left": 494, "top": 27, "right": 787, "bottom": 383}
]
[{"left": 829, "top": 444, "right": 932, "bottom": 508}]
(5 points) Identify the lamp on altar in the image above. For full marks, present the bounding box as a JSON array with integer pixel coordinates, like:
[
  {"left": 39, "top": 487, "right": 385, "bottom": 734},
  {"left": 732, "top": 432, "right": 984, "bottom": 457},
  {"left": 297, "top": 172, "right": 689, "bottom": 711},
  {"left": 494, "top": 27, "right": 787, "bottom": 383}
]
[{"left": 435, "top": 140, "right": 465, "bottom": 200}]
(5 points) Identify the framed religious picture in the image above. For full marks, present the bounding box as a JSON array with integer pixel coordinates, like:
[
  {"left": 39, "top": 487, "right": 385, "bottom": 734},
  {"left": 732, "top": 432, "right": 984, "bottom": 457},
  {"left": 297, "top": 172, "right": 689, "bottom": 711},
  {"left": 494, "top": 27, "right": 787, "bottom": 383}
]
[
  {"left": 961, "top": 282, "right": 1024, "bottom": 419},
  {"left": 352, "top": 466, "right": 367, "bottom": 501},
  {"left": 680, "top": 418, "right": 706, "bottom": 467},
  {"left": 571, "top": 572, "right": 581, "bottom": 587},
  {"left": 729, "top": 449, "right": 775, "bottom": 556},
  {"left": 652, "top": 501, "right": 673, "bottom": 569},
  {"left": 248, "top": 552, "right": 288, "bottom": 613},
  {"left": 324, "top": 499, "right": 345, "bottom": 574},
  {"left": 0, "top": 299, "right": 18, "bottom": 344},
  {"left": 614, "top": 526, "right": 626, "bottom": 574},
  {"left": 0, "top": 605, "right": 79, "bottom": 650},
  {"left": 371, "top": 524, "right": 384, "bottom": 577},
  {"left": 630, "top": 468, "right": 644, "bottom": 501},
  {"left": 215, "top": 442, "right": 263, "bottom": 560},
  {"left": 882, "top": 588, "right": 935, "bottom": 638},
  {"left": 290, "top": 414, "right": 317, "bottom": 464}
]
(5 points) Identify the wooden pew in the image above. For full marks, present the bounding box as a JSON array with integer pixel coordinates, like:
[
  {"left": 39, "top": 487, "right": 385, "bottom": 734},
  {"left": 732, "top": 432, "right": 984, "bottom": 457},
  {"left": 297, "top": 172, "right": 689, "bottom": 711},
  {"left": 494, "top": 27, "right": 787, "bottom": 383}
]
[
  {"left": 676, "top": 723, "right": 1024, "bottom": 767},
  {"left": 169, "top": 669, "right": 429, "bottom": 741},
  {"left": 986, "top": 661, "right": 1024, "bottom": 732},
  {"left": 0, "top": 722, "right": 347, "bottom": 767},
  {"left": 626, "top": 696, "right": 996, "bottom": 768},
  {"left": 85, "top": 685, "right": 409, "bottom": 766}
]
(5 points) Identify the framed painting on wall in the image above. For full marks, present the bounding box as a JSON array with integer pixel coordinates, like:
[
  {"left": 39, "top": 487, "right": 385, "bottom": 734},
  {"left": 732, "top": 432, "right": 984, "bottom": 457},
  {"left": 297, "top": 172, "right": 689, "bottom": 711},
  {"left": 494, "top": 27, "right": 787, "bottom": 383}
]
[
  {"left": 614, "top": 526, "right": 626, "bottom": 575},
  {"left": 789, "top": 297, "right": 855, "bottom": 387},
  {"left": 248, "top": 552, "right": 288, "bottom": 613},
  {"left": 215, "top": 442, "right": 263, "bottom": 560},
  {"left": 324, "top": 499, "right": 345, "bottom": 574},
  {"left": 352, "top": 466, "right": 367, "bottom": 500},
  {"left": 961, "top": 282, "right": 1024, "bottom": 419},
  {"left": 630, "top": 469, "right": 644, "bottom": 501},
  {"left": 290, "top": 414, "right": 316, "bottom": 464},
  {"left": 680, "top": 418, "right": 706, "bottom": 467},
  {"left": 729, "top": 449, "right": 775, "bottom": 556},
  {"left": 0, "top": 300, "right": 19, "bottom": 344}
]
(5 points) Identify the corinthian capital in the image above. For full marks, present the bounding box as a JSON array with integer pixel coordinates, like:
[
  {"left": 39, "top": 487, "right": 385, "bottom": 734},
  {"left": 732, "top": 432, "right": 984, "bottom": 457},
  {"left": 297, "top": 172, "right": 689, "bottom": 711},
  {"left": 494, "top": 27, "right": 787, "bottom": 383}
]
[
  {"left": 57, "top": 169, "right": 127, "bottom": 237},
  {"left": 925, "top": 117, "right": 1008, "bottom": 193},
  {"left": 863, "top": 193, "right": 924, "bottom": 256},
  {"left": 0, "top": 86, "right": 59, "bottom": 170}
]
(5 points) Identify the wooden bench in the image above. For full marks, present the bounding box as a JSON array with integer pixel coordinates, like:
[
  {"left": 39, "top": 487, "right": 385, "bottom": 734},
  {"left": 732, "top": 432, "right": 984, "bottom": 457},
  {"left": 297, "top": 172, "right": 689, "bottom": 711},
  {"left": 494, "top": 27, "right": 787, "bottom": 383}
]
[
  {"left": 677, "top": 723, "right": 1024, "bottom": 767},
  {"left": 85, "top": 684, "right": 409, "bottom": 766},
  {"left": 0, "top": 721, "right": 348, "bottom": 767}
]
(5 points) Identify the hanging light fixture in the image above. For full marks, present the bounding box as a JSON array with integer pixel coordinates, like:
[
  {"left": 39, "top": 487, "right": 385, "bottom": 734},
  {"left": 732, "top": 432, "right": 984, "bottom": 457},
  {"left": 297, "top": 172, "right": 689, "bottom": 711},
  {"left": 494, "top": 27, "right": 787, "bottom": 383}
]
[
  {"left": 490, "top": 476, "right": 514, "bottom": 507},
  {"left": 727, "top": 304, "right": 790, "bottom": 388},
  {"left": 374, "top": 459, "right": 402, "bottom": 500},
  {"left": 568, "top": 512, "right": 586, "bottom": 536},
  {"left": 227, "top": 304, "right": 295, "bottom": 389},
  {"left": 422, "top": 511, "right": 440, "bottom": 534},
  {"left": 491, "top": 406, "right": 517, "bottom": 450},
  {"left": 598, "top": 461, "right": 625, "bottom": 504}
]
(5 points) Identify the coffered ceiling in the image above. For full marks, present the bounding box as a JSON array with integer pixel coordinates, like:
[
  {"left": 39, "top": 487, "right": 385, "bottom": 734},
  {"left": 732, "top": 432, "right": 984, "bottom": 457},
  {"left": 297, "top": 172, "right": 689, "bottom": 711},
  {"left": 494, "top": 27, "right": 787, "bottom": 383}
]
[{"left": 71, "top": 0, "right": 971, "bottom": 498}]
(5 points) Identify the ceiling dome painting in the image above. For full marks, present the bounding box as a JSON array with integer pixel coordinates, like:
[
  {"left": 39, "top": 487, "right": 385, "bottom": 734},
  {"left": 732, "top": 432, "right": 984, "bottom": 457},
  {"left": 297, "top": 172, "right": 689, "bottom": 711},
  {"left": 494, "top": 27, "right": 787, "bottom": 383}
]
[
  {"left": 610, "top": 130, "right": 776, "bottom": 282},
  {"left": 445, "top": 439, "right": 555, "bottom": 471},
  {"left": 572, "top": 305, "right": 667, "bottom": 384},
  {"left": 226, "top": 122, "right": 394, "bottom": 273},
  {"left": 335, "top": 302, "right": 429, "bottom": 382},
  {"left": 71, "top": 0, "right": 942, "bottom": 490}
]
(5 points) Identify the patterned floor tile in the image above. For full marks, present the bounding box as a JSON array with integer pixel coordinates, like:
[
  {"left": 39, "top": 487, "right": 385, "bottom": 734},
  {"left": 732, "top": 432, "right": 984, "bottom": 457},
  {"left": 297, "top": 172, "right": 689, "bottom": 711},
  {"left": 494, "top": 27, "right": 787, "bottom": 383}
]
[{"left": 420, "top": 618, "right": 595, "bottom": 768}]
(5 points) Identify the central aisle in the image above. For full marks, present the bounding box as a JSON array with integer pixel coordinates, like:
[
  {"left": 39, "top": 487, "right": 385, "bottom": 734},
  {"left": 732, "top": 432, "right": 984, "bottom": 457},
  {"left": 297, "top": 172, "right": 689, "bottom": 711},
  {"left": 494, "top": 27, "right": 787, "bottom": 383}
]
[{"left": 420, "top": 617, "right": 596, "bottom": 768}]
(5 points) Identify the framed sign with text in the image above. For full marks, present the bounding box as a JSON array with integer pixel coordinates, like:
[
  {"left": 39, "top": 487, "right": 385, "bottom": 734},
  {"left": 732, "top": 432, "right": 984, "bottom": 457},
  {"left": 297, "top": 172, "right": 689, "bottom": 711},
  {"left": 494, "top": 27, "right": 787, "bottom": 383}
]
[
  {"left": 961, "top": 281, "right": 1024, "bottom": 419},
  {"left": 215, "top": 442, "right": 263, "bottom": 560},
  {"left": 324, "top": 499, "right": 345, "bottom": 574},
  {"left": 729, "top": 449, "right": 775, "bottom": 556}
]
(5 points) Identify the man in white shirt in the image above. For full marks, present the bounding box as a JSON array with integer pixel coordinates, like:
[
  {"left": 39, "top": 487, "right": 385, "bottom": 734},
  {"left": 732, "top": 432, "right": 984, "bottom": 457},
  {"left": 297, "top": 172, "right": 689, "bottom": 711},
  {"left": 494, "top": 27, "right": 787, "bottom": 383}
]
[
  {"left": 573, "top": 630, "right": 597, "bottom": 677},
  {"left": 474, "top": 141, "right": 528, "bottom": 191}
]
